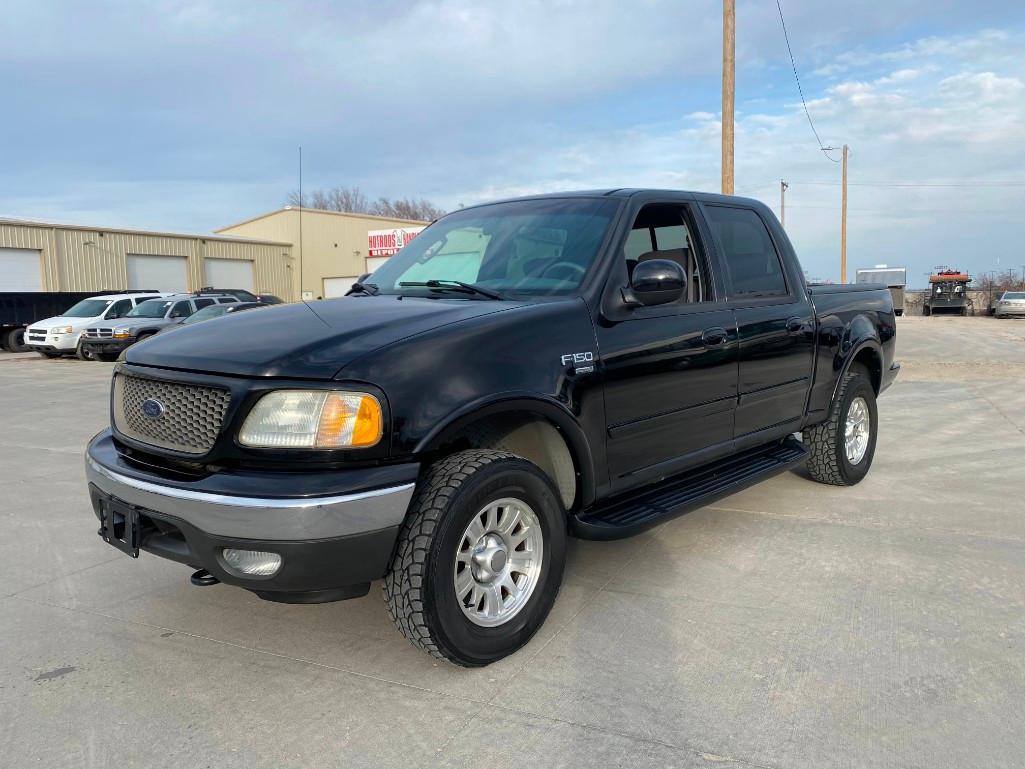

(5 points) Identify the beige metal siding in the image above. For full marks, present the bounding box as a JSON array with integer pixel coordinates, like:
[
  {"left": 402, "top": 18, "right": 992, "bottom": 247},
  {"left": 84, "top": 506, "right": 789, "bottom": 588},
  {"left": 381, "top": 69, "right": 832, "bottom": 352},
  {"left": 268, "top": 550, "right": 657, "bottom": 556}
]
[
  {"left": 0, "top": 220, "right": 293, "bottom": 298},
  {"left": 217, "top": 208, "right": 427, "bottom": 299}
]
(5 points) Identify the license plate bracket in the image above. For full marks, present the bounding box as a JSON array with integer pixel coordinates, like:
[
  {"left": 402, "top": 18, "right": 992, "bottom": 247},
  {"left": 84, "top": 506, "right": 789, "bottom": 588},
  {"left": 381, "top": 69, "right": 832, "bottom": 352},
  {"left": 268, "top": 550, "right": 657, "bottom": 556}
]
[{"left": 99, "top": 496, "right": 141, "bottom": 558}]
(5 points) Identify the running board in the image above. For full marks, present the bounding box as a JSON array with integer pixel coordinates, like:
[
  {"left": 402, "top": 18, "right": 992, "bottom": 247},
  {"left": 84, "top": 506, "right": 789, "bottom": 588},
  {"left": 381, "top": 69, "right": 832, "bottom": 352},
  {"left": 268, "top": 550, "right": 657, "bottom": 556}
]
[{"left": 571, "top": 437, "right": 809, "bottom": 540}]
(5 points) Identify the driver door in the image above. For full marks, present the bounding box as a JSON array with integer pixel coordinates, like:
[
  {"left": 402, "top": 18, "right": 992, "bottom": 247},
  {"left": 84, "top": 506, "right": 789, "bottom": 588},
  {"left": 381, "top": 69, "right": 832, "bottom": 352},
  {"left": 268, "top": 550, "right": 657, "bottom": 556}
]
[{"left": 595, "top": 200, "right": 739, "bottom": 488}]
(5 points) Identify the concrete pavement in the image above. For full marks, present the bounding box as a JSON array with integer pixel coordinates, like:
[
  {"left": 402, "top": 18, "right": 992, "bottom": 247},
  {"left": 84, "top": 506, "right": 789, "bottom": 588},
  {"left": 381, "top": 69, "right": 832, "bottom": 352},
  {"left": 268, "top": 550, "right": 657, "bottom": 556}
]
[{"left": 2, "top": 317, "right": 1024, "bottom": 768}]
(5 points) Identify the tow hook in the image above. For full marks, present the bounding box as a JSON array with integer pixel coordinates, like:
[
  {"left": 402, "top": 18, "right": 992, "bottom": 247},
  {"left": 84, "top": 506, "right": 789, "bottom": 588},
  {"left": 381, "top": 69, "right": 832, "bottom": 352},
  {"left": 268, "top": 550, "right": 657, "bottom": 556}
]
[{"left": 190, "top": 569, "right": 219, "bottom": 587}]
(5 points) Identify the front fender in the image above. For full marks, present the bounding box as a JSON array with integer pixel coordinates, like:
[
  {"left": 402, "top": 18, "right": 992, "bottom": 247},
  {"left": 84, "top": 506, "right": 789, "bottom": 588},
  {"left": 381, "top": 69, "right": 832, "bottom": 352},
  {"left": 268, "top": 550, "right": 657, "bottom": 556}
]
[{"left": 415, "top": 393, "right": 597, "bottom": 508}]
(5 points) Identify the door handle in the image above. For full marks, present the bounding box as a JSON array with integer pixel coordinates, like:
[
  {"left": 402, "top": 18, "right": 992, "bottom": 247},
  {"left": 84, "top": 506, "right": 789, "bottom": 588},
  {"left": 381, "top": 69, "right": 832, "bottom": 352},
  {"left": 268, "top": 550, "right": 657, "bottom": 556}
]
[
  {"left": 786, "top": 317, "right": 804, "bottom": 334},
  {"left": 702, "top": 327, "right": 728, "bottom": 346}
]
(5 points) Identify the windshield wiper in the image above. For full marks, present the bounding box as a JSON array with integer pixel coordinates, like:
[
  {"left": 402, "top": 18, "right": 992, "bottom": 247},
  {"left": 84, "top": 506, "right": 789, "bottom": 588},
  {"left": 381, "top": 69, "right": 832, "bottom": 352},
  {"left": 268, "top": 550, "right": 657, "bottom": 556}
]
[
  {"left": 347, "top": 281, "right": 379, "bottom": 296},
  {"left": 398, "top": 279, "right": 503, "bottom": 300}
]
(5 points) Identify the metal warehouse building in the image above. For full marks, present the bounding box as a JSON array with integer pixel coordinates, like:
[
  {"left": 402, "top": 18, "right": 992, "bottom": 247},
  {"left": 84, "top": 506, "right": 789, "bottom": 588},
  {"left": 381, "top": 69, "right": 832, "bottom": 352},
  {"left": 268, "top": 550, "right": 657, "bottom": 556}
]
[
  {"left": 217, "top": 207, "right": 427, "bottom": 299},
  {"left": 0, "top": 218, "right": 293, "bottom": 298}
]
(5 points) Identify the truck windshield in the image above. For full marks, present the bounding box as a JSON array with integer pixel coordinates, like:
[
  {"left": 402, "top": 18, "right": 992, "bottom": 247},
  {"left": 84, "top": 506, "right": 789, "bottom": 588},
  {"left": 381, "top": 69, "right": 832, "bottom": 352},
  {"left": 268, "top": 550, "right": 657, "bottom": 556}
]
[
  {"left": 368, "top": 198, "right": 619, "bottom": 297},
  {"left": 127, "top": 299, "right": 173, "bottom": 318},
  {"left": 62, "top": 299, "right": 113, "bottom": 317}
]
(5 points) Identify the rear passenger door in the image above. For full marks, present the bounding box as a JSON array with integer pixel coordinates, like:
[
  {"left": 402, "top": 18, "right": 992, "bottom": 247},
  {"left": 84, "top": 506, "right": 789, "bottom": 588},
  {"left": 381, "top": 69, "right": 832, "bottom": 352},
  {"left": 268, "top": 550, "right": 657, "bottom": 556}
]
[{"left": 702, "top": 204, "right": 815, "bottom": 446}]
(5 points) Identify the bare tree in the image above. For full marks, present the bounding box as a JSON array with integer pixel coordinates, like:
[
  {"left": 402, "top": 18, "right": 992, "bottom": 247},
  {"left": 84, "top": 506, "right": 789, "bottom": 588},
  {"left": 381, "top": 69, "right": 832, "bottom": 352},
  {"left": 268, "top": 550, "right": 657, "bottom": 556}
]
[
  {"left": 372, "top": 197, "right": 446, "bottom": 221},
  {"left": 287, "top": 186, "right": 374, "bottom": 213},
  {"left": 286, "top": 186, "right": 445, "bottom": 221}
]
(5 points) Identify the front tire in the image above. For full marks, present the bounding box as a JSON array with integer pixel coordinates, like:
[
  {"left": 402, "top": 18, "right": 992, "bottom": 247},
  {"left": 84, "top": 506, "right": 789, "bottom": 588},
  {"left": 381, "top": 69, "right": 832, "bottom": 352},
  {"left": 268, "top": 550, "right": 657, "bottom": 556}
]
[
  {"left": 384, "top": 449, "right": 566, "bottom": 667},
  {"left": 804, "top": 364, "right": 878, "bottom": 486}
]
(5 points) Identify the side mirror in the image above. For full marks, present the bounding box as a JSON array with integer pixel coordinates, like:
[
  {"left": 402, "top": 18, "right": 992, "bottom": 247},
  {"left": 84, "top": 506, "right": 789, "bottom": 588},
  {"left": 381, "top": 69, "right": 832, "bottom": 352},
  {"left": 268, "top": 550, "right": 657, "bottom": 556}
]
[{"left": 623, "top": 259, "right": 686, "bottom": 307}]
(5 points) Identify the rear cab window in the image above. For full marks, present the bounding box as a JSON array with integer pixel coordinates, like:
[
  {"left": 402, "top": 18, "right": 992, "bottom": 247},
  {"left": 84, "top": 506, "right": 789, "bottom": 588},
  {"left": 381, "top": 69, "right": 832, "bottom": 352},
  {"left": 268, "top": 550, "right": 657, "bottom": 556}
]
[{"left": 704, "top": 206, "right": 789, "bottom": 299}]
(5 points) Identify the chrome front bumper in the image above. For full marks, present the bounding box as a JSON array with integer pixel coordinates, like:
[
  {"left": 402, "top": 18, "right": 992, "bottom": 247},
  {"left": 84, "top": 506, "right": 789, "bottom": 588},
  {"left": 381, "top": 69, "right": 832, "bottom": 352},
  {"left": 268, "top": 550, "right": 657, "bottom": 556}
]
[{"left": 84, "top": 434, "right": 416, "bottom": 541}]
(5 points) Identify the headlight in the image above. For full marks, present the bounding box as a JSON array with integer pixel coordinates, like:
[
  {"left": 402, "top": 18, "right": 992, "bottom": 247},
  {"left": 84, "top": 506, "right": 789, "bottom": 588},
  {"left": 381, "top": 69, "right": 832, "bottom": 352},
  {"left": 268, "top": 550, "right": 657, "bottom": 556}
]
[
  {"left": 112, "top": 329, "right": 133, "bottom": 339},
  {"left": 239, "top": 390, "right": 383, "bottom": 449},
  {"left": 52, "top": 325, "right": 73, "bottom": 334}
]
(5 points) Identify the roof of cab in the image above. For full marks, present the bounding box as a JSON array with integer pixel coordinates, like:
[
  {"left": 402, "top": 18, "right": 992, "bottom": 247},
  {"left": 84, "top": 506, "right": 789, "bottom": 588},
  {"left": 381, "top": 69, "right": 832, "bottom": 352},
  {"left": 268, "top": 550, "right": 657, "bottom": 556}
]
[{"left": 452, "top": 188, "right": 768, "bottom": 214}]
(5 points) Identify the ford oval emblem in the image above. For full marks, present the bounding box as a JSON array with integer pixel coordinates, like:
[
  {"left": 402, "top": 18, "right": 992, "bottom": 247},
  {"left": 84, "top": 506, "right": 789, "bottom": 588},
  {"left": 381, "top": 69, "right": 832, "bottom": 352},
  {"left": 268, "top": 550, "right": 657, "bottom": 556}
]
[{"left": 141, "top": 398, "right": 166, "bottom": 419}]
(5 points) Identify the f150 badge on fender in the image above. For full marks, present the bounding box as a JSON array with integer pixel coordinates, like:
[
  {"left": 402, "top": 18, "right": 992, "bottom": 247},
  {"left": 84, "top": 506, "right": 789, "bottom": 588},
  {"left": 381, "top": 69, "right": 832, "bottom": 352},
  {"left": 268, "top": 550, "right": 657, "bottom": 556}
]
[
  {"left": 560, "top": 352, "right": 595, "bottom": 366},
  {"left": 561, "top": 351, "right": 596, "bottom": 374}
]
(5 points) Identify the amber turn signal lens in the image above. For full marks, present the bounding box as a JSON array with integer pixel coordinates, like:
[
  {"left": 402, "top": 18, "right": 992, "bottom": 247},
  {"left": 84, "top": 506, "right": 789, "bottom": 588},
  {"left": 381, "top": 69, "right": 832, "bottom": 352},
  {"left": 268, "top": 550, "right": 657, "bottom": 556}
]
[{"left": 316, "top": 392, "right": 383, "bottom": 448}]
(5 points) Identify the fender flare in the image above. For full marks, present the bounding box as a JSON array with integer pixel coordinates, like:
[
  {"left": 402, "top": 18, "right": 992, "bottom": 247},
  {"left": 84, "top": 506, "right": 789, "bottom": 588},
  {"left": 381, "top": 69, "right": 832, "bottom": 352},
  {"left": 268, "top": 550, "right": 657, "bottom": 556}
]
[
  {"left": 415, "top": 392, "right": 597, "bottom": 508},
  {"left": 830, "top": 336, "right": 883, "bottom": 405}
]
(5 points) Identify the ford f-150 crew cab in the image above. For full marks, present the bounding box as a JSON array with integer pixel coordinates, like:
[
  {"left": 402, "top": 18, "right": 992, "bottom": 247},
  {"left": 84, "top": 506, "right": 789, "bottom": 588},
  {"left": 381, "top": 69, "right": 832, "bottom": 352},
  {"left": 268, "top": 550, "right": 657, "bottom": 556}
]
[{"left": 84, "top": 189, "right": 899, "bottom": 666}]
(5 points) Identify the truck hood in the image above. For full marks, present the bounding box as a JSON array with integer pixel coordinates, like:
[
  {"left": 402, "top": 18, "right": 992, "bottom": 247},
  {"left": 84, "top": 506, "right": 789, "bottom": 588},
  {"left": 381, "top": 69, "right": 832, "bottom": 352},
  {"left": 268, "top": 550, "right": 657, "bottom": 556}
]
[{"left": 125, "top": 296, "right": 525, "bottom": 379}]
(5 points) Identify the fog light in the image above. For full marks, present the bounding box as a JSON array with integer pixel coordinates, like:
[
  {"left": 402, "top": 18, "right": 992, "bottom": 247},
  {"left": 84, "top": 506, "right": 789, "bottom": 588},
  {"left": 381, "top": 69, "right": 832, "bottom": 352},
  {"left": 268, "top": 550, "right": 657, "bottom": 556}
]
[{"left": 221, "top": 548, "right": 282, "bottom": 576}]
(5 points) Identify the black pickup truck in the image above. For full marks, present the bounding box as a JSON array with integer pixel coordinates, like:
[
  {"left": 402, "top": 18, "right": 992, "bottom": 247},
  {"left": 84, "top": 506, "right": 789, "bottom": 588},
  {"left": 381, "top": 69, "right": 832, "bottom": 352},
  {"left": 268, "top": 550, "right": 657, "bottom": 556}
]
[{"left": 84, "top": 190, "right": 898, "bottom": 666}]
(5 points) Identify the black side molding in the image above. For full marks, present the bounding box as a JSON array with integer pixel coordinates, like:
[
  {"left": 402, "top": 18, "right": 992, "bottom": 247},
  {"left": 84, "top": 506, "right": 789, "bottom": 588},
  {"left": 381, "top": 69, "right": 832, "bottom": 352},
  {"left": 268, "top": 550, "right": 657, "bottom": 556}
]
[{"left": 571, "top": 437, "right": 809, "bottom": 540}]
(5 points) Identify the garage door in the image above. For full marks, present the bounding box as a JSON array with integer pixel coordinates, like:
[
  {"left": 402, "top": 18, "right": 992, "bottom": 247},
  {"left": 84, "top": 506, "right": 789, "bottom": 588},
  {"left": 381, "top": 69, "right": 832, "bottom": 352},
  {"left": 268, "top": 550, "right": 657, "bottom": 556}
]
[
  {"left": 323, "top": 276, "right": 358, "bottom": 298},
  {"left": 127, "top": 254, "right": 188, "bottom": 293},
  {"left": 204, "top": 258, "right": 254, "bottom": 292},
  {"left": 366, "top": 256, "right": 390, "bottom": 273},
  {"left": 0, "top": 248, "right": 42, "bottom": 292}
]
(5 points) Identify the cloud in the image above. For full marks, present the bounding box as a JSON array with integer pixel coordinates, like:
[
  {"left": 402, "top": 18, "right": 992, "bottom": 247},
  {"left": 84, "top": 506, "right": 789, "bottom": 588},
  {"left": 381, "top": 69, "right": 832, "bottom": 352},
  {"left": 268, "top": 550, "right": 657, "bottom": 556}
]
[
  {"left": 438, "top": 27, "right": 1025, "bottom": 285},
  {"left": 2, "top": 2, "right": 1025, "bottom": 285}
]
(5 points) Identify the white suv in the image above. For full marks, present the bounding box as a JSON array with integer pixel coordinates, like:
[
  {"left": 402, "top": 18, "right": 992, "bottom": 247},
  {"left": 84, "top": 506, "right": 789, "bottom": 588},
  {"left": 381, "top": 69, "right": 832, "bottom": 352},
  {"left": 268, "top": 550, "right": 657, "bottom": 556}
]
[{"left": 25, "top": 292, "right": 168, "bottom": 359}]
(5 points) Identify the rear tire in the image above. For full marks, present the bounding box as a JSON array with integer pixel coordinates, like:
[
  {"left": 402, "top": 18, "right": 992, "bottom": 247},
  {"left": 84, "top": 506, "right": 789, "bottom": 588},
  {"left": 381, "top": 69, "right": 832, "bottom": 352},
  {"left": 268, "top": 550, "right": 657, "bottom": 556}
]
[
  {"left": 923, "top": 305, "right": 931, "bottom": 316},
  {"left": 804, "top": 364, "right": 878, "bottom": 486},
  {"left": 384, "top": 449, "right": 566, "bottom": 667}
]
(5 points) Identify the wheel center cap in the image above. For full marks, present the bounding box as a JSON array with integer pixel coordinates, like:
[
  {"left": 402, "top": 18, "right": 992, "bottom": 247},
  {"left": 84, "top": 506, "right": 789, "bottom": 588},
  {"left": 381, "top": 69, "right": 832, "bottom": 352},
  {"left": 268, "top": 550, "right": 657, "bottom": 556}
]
[
  {"left": 471, "top": 534, "right": 507, "bottom": 583},
  {"left": 489, "top": 549, "right": 507, "bottom": 572}
]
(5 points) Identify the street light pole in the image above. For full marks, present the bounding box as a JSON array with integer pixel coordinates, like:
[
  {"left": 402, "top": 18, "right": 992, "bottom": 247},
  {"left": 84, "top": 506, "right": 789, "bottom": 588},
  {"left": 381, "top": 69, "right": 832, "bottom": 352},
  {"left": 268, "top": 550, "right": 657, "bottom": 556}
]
[{"left": 722, "top": 0, "right": 735, "bottom": 195}]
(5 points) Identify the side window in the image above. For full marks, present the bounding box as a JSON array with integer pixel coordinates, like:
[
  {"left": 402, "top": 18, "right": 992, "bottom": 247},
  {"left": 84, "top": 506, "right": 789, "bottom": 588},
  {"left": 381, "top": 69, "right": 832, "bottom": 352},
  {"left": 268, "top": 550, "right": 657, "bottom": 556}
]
[
  {"left": 623, "top": 203, "right": 708, "bottom": 303},
  {"left": 169, "top": 300, "right": 192, "bottom": 319},
  {"left": 194, "top": 298, "right": 216, "bottom": 309},
  {"left": 105, "top": 298, "right": 132, "bottom": 319},
  {"left": 705, "top": 206, "right": 788, "bottom": 298},
  {"left": 217, "top": 296, "right": 238, "bottom": 304}
]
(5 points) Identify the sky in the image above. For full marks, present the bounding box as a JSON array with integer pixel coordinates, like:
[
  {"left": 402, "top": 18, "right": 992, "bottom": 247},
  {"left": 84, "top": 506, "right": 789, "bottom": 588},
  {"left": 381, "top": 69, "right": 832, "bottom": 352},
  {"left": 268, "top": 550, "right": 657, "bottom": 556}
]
[{"left": 3, "top": 1, "right": 1025, "bottom": 287}]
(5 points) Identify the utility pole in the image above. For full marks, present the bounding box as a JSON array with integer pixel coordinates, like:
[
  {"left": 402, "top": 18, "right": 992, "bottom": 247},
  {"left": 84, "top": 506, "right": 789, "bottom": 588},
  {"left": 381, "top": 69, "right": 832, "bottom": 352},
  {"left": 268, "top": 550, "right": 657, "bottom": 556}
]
[
  {"left": 780, "top": 179, "right": 789, "bottom": 228},
  {"left": 840, "top": 144, "right": 849, "bottom": 283},
  {"left": 721, "top": 0, "right": 735, "bottom": 195}
]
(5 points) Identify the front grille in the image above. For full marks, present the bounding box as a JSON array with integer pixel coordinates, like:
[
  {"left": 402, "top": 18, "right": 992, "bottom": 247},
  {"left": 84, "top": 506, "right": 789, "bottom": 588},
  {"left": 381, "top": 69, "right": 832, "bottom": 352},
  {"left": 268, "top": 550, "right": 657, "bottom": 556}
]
[
  {"left": 86, "top": 328, "right": 113, "bottom": 338},
  {"left": 113, "top": 374, "right": 231, "bottom": 455},
  {"left": 27, "top": 331, "right": 47, "bottom": 340}
]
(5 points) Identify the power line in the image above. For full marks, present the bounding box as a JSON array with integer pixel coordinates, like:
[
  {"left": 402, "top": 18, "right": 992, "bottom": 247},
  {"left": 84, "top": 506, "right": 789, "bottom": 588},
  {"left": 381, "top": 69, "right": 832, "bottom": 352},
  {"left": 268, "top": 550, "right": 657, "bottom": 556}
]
[
  {"left": 786, "top": 180, "right": 1025, "bottom": 188},
  {"left": 775, "top": 0, "right": 839, "bottom": 163}
]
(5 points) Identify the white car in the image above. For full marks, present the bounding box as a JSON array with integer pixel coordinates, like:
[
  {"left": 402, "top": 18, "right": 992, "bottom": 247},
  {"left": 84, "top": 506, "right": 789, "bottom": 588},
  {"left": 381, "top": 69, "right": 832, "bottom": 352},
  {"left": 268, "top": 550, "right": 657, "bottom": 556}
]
[
  {"left": 24, "top": 292, "right": 168, "bottom": 359},
  {"left": 995, "top": 291, "right": 1025, "bottom": 319}
]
